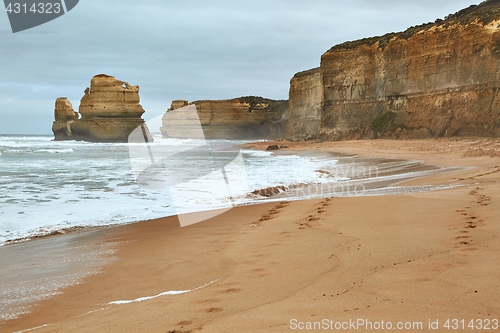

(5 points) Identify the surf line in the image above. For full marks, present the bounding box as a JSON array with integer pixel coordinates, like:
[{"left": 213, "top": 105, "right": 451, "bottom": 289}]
[
  {"left": 13, "top": 324, "right": 49, "bottom": 333},
  {"left": 108, "top": 278, "right": 220, "bottom": 305}
]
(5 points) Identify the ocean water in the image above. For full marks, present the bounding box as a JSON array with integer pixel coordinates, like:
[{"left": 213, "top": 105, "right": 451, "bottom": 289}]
[
  {"left": 0, "top": 134, "right": 460, "bottom": 245},
  {"left": 0, "top": 134, "right": 465, "bottom": 323}
]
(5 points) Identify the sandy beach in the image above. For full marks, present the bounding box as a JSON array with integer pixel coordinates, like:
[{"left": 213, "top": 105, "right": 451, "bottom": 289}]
[{"left": 2, "top": 138, "right": 500, "bottom": 333}]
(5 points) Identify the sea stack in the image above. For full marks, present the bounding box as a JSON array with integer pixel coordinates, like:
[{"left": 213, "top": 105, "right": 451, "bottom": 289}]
[
  {"left": 51, "top": 97, "right": 79, "bottom": 141},
  {"left": 52, "top": 74, "right": 153, "bottom": 143}
]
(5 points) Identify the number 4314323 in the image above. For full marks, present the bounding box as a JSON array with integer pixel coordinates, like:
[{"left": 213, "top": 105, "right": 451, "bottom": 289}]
[
  {"left": 5, "top": 3, "right": 62, "bottom": 14},
  {"left": 443, "top": 318, "right": 499, "bottom": 330}
]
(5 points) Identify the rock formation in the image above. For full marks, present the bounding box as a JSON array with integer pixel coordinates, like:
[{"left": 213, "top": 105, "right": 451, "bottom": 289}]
[
  {"left": 52, "top": 74, "right": 153, "bottom": 142},
  {"left": 287, "top": 0, "right": 500, "bottom": 140},
  {"left": 160, "top": 97, "right": 288, "bottom": 140},
  {"left": 284, "top": 68, "right": 322, "bottom": 140},
  {"left": 52, "top": 97, "right": 79, "bottom": 140}
]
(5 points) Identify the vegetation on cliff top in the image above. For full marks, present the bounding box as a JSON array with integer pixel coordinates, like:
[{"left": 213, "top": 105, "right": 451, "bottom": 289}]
[
  {"left": 237, "top": 96, "right": 289, "bottom": 114},
  {"left": 293, "top": 67, "right": 320, "bottom": 79},
  {"left": 328, "top": 0, "right": 500, "bottom": 52},
  {"left": 192, "top": 96, "right": 288, "bottom": 115}
]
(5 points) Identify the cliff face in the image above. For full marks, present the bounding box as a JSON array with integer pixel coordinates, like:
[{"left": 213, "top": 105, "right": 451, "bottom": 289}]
[
  {"left": 320, "top": 18, "right": 500, "bottom": 140},
  {"left": 287, "top": 0, "right": 500, "bottom": 141},
  {"left": 284, "top": 68, "right": 322, "bottom": 140},
  {"left": 53, "top": 75, "right": 152, "bottom": 143},
  {"left": 52, "top": 97, "right": 79, "bottom": 140},
  {"left": 160, "top": 97, "right": 288, "bottom": 140}
]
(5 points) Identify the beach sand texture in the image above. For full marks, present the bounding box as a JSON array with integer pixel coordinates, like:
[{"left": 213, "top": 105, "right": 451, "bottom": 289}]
[{"left": 2, "top": 139, "right": 499, "bottom": 332}]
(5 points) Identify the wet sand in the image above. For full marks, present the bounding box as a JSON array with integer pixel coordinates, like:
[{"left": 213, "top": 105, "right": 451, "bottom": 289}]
[
  {"left": 2, "top": 138, "right": 499, "bottom": 332},
  {"left": 0, "top": 228, "right": 116, "bottom": 322}
]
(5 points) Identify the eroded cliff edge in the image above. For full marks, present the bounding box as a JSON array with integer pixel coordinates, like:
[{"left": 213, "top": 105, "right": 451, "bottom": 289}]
[
  {"left": 284, "top": 68, "right": 322, "bottom": 140},
  {"left": 160, "top": 97, "right": 288, "bottom": 140},
  {"left": 287, "top": 0, "right": 500, "bottom": 141}
]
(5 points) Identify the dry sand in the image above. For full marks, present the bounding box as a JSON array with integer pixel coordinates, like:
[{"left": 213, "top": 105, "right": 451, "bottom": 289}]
[{"left": 2, "top": 138, "right": 499, "bottom": 332}]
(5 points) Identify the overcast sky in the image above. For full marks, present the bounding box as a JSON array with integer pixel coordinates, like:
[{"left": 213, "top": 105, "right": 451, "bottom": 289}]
[{"left": 0, "top": 0, "right": 478, "bottom": 134}]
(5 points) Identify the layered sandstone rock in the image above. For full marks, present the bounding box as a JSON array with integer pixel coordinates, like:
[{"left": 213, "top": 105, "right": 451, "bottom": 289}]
[
  {"left": 52, "top": 97, "right": 79, "bottom": 140},
  {"left": 53, "top": 74, "right": 152, "bottom": 142},
  {"left": 160, "top": 97, "right": 288, "bottom": 139},
  {"left": 284, "top": 68, "right": 322, "bottom": 140},
  {"left": 287, "top": 0, "right": 500, "bottom": 141},
  {"left": 321, "top": 0, "right": 500, "bottom": 140},
  {"left": 78, "top": 75, "right": 145, "bottom": 119}
]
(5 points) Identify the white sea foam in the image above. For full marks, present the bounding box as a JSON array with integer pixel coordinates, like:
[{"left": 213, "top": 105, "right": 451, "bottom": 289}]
[
  {"left": 13, "top": 324, "right": 49, "bottom": 333},
  {"left": 108, "top": 278, "right": 220, "bottom": 305},
  {"left": 0, "top": 135, "right": 460, "bottom": 245},
  {"left": 0, "top": 136, "right": 341, "bottom": 244}
]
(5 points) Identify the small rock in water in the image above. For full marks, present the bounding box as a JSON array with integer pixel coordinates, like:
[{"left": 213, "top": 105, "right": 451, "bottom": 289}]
[{"left": 266, "top": 145, "right": 280, "bottom": 151}]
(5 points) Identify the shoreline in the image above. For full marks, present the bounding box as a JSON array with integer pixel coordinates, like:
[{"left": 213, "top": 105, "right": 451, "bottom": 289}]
[
  {"left": 2, "top": 138, "right": 499, "bottom": 332},
  {"left": 0, "top": 141, "right": 460, "bottom": 247}
]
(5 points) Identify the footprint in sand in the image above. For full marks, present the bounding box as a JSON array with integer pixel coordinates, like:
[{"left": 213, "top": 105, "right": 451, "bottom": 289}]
[
  {"left": 275, "top": 202, "right": 290, "bottom": 209},
  {"left": 259, "top": 215, "right": 272, "bottom": 221},
  {"left": 461, "top": 247, "right": 479, "bottom": 251},
  {"left": 258, "top": 202, "right": 289, "bottom": 222},
  {"left": 296, "top": 220, "right": 312, "bottom": 229},
  {"left": 251, "top": 268, "right": 266, "bottom": 272},
  {"left": 204, "top": 307, "right": 223, "bottom": 313},
  {"left": 455, "top": 236, "right": 471, "bottom": 239},
  {"left": 477, "top": 195, "right": 492, "bottom": 206},
  {"left": 453, "top": 206, "right": 482, "bottom": 250},
  {"left": 222, "top": 288, "right": 241, "bottom": 294},
  {"left": 249, "top": 268, "right": 269, "bottom": 278},
  {"left": 195, "top": 298, "right": 221, "bottom": 305}
]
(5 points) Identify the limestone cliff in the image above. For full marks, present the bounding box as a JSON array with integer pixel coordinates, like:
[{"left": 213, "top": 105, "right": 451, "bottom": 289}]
[
  {"left": 284, "top": 68, "right": 322, "bottom": 140},
  {"left": 160, "top": 97, "right": 288, "bottom": 139},
  {"left": 52, "top": 97, "right": 79, "bottom": 140},
  {"left": 53, "top": 74, "right": 153, "bottom": 143},
  {"left": 321, "top": 0, "right": 500, "bottom": 140},
  {"left": 287, "top": 0, "right": 500, "bottom": 140}
]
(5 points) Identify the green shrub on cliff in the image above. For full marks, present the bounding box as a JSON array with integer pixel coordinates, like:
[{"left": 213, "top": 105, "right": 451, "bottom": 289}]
[{"left": 371, "top": 112, "right": 396, "bottom": 132}]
